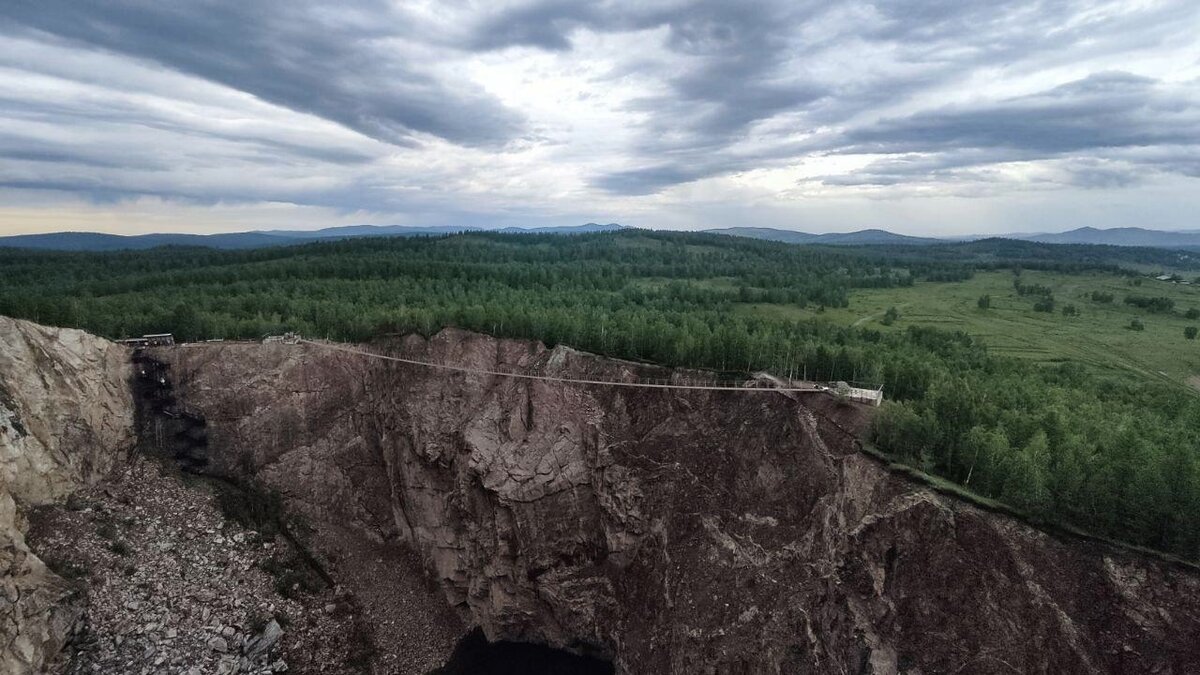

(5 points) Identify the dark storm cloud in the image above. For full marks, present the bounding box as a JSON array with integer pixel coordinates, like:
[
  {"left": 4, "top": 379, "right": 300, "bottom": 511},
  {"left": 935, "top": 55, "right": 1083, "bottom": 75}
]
[
  {"left": 471, "top": 1, "right": 831, "bottom": 175},
  {"left": 2, "top": 0, "right": 1199, "bottom": 218},
  {"left": 624, "top": 2, "right": 830, "bottom": 151},
  {"left": 0, "top": 133, "right": 160, "bottom": 170},
  {"left": 465, "top": 0, "right": 1200, "bottom": 194},
  {"left": 466, "top": 0, "right": 603, "bottom": 51},
  {"left": 0, "top": 178, "right": 134, "bottom": 204},
  {"left": 1065, "top": 162, "right": 1145, "bottom": 189},
  {"left": 0, "top": 90, "right": 377, "bottom": 169},
  {"left": 0, "top": 0, "right": 524, "bottom": 147},
  {"left": 817, "top": 72, "right": 1200, "bottom": 187},
  {"left": 0, "top": 169, "right": 359, "bottom": 208},
  {"left": 592, "top": 165, "right": 709, "bottom": 196},
  {"left": 836, "top": 73, "right": 1199, "bottom": 156}
]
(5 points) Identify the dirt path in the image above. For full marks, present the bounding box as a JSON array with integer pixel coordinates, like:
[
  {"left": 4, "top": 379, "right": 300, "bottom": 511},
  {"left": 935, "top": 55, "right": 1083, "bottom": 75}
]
[{"left": 852, "top": 302, "right": 910, "bottom": 327}]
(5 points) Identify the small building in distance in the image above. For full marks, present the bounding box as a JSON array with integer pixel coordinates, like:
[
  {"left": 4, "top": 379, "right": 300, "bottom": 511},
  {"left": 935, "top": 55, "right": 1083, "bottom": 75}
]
[
  {"left": 833, "top": 381, "right": 884, "bottom": 406},
  {"left": 118, "top": 333, "right": 175, "bottom": 348},
  {"left": 262, "top": 332, "right": 300, "bottom": 345}
]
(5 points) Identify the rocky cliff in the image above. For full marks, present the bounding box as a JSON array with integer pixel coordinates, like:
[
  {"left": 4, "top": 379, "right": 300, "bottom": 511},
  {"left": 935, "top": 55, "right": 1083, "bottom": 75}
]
[
  {"left": 158, "top": 329, "right": 1200, "bottom": 675},
  {"left": 0, "top": 317, "right": 134, "bottom": 673}
]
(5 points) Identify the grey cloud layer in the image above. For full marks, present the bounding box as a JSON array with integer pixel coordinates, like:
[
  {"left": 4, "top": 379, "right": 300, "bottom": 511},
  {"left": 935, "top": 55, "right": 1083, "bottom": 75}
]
[
  {"left": 0, "top": 0, "right": 1198, "bottom": 216},
  {"left": 821, "top": 73, "right": 1200, "bottom": 187},
  {"left": 0, "top": 0, "right": 523, "bottom": 147},
  {"left": 471, "top": 0, "right": 1200, "bottom": 193},
  {"left": 839, "top": 74, "right": 1199, "bottom": 155}
]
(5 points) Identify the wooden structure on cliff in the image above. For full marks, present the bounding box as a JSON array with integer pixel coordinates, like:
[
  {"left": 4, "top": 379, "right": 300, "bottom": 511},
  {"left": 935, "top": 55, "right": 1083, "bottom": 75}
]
[{"left": 118, "top": 333, "right": 175, "bottom": 348}]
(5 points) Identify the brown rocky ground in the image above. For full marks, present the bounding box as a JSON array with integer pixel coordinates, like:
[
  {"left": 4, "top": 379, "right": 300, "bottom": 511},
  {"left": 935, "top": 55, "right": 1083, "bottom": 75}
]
[
  {"left": 0, "top": 317, "right": 134, "bottom": 673},
  {"left": 316, "top": 529, "right": 463, "bottom": 673},
  {"left": 8, "top": 315, "right": 1200, "bottom": 674},
  {"left": 24, "top": 454, "right": 413, "bottom": 674},
  {"left": 1, "top": 317, "right": 463, "bottom": 674},
  {"left": 157, "top": 330, "right": 1200, "bottom": 675}
]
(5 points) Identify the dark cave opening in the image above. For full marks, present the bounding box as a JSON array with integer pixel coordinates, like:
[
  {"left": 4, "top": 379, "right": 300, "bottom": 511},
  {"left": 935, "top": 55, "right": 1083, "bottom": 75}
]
[{"left": 432, "top": 629, "right": 615, "bottom": 675}]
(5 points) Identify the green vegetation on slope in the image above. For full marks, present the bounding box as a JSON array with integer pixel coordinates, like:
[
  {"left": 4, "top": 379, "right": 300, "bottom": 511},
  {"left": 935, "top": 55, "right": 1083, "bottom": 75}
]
[
  {"left": 2, "top": 230, "right": 1199, "bottom": 560},
  {"left": 739, "top": 269, "right": 1200, "bottom": 386}
]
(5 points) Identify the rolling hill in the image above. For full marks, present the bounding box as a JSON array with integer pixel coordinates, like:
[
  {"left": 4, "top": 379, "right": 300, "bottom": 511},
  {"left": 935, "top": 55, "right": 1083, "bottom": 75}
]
[
  {"left": 1020, "top": 227, "right": 1200, "bottom": 248},
  {"left": 0, "top": 223, "right": 629, "bottom": 251},
  {"left": 6, "top": 222, "right": 1200, "bottom": 253},
  {"left": 703, "top": 227, "right": 942, "bottom": 246}
]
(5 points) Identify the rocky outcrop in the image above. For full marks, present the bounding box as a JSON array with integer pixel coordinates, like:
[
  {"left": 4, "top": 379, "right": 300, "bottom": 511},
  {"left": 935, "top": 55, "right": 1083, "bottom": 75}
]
[
  {"left": 0, "top": 317, "right": 134, "bottom": 674},
  {"left": 160, "top": 329, "right": 1200, "bottom": 675},
  {"left": 25, "top": 454, "right": 366, "bottom": 675},
  {"left": 6, "top": 316, "right": 1198, "bottom": 673}
]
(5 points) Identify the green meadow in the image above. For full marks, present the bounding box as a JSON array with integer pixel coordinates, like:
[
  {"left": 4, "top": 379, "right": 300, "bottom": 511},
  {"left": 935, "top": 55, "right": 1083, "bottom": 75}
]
[{"left": 740, "top": 270, "right": 1200, "bottom": 389}]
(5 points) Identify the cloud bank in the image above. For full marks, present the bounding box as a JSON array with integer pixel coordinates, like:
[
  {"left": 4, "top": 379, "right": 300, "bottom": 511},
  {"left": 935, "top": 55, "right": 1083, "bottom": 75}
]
[{"left": 0, "top": 0, "right": 1198, "bottom": 234}]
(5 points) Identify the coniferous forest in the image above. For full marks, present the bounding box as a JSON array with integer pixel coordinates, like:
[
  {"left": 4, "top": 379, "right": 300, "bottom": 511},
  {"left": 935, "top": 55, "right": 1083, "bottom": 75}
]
[{"left": 3, "top": 230, "right": 1199, "bottom": 560}]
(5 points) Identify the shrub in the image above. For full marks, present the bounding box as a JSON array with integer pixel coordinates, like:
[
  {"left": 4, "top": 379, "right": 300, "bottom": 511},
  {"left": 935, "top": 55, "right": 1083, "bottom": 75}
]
[
  {"left": 215, "top": 483, "right": 285, "bottom": 539},
  {"left": 1185, "top": 308, "right": 1199, "bottom": 320},
  {"left": 95, "top": 521, "right": 117, "bottom": 540},
  {"left": 1129, "top": 318, "right": 1145, "bottom": 331},
  {"left": 1015, "top": 281, "right": 1053, "bottom": 297},
  {"left": 1124, "top": 295, "right": 1174, "bottom": 313},
  {"left": 43, "top": 555, "right": 89, "bottom": 580},
  {"left": 259, "top": 550, "right": 325, "bottom": 599},
  {"left": 977, "top": 294, "right": 991, "bottom": 310},
  {"left": 1186, "top": 326, "right": 1198, "bottom": 340}
]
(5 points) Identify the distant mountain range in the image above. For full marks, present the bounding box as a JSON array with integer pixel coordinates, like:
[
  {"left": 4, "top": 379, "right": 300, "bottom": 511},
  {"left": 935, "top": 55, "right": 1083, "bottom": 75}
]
[
  {"left": 703, "top": 227, "right": 942, "bottom": 246},
  {"left": 0, "top": 223, "right": 628, "bottom": 251},
  {"left": 703, "top": 226, "right": 1200, "bottom": 249},
  {"left": 1016, "top": 227, "right": 1200, "bottom": 249},
  {"left": 3, "top": 223, "right": 1199, "bottom": 252}
]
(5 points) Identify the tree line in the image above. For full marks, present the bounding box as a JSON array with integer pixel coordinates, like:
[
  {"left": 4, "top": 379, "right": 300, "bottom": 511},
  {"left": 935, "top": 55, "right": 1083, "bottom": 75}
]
[{"left": 2, "top": 230, "right": 1199, "bottom": 560}]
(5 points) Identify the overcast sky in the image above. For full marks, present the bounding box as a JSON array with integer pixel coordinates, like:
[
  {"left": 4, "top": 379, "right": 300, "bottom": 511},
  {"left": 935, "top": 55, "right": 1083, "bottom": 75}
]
[{"left": 1, "top": 0, "right": 1199, "bottom": 236}]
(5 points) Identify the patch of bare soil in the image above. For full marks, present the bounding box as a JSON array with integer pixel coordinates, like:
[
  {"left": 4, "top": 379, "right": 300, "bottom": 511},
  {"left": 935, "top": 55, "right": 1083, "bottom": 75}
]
[{"left": 26, "top": 456, "right": 370, "bottom": 675}]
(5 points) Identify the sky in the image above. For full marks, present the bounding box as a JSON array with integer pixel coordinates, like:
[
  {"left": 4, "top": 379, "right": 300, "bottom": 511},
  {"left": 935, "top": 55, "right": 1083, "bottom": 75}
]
[{"left": 1, "top": 0, "right": 1199, "bottom": 237}]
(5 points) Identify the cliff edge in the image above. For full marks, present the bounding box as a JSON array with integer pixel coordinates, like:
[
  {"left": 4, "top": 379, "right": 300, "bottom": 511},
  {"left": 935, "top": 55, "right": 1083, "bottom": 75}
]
[
  {"left": 158, "top": 329, "right": 1200, "bottom": 675},
  {"left": 0, "top": 317, "right": 134, "bottom": 674}
]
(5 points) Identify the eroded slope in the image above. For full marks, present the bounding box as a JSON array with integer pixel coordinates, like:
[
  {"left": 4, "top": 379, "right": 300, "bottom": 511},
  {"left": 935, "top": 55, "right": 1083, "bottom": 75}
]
[
  {"left": 158, "top": 329, "right": 1200, "bottom": 675},
  {"left": 0, "top": 317, "right": 134, "bottom": 673}
]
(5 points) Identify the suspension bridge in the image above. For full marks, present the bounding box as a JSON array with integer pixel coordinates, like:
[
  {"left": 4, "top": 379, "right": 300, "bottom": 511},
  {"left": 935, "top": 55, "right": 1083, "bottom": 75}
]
[{"left": 295, "top": 338, "right": 882, "bottom": 403}]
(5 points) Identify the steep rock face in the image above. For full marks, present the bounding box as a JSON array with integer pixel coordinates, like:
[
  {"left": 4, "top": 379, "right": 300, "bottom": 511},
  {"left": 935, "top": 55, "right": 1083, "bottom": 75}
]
[
  {"left": 0, "top": 317, "right": 134, "bottom": 674},
  {"left": 160, "top": 330, "right": 1200, "bottom": 674}
]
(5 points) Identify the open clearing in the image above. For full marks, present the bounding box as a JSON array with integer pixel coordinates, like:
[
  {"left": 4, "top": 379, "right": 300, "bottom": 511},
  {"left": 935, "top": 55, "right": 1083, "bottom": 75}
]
[{"left": 739, "top": 270, "right": 1200, "bottom": 388}]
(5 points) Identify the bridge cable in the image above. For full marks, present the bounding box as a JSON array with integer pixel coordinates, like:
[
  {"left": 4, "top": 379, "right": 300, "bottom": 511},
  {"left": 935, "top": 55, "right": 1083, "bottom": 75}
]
[{"left": 298, "top": 339, "right": 827, "bottom": 393}]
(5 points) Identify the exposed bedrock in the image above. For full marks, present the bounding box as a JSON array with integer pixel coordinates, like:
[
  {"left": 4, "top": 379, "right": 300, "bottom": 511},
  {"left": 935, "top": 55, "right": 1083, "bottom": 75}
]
[
  {"left": 0, "top": 317, "right": 134, "bottom": 674},
  {"left": 158, "top": 328, "right": 1200, "bottom": 675}
]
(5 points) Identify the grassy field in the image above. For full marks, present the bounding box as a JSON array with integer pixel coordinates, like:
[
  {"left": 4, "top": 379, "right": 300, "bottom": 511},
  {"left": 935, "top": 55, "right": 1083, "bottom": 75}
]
[{"left": 739, "top": 270, "right": 1200, "bottom": 389}]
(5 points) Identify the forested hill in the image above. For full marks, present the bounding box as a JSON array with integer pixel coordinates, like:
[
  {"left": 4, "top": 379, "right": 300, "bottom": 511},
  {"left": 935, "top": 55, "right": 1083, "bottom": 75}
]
[
  {"left": 0, "top": 230, "right": 927, "bottom": 341},
  {"left": 843, "top": 237, "right": 1200, "bottom": 270},
  {"left": 0, "top": 222, "right": 628, "bottom": 251},
  {"left": 3, "top": 229, "right": 1200, "bottom": 562},
  {"left": 5, "top": 229, "right": 1193, "bottom": 342}
]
